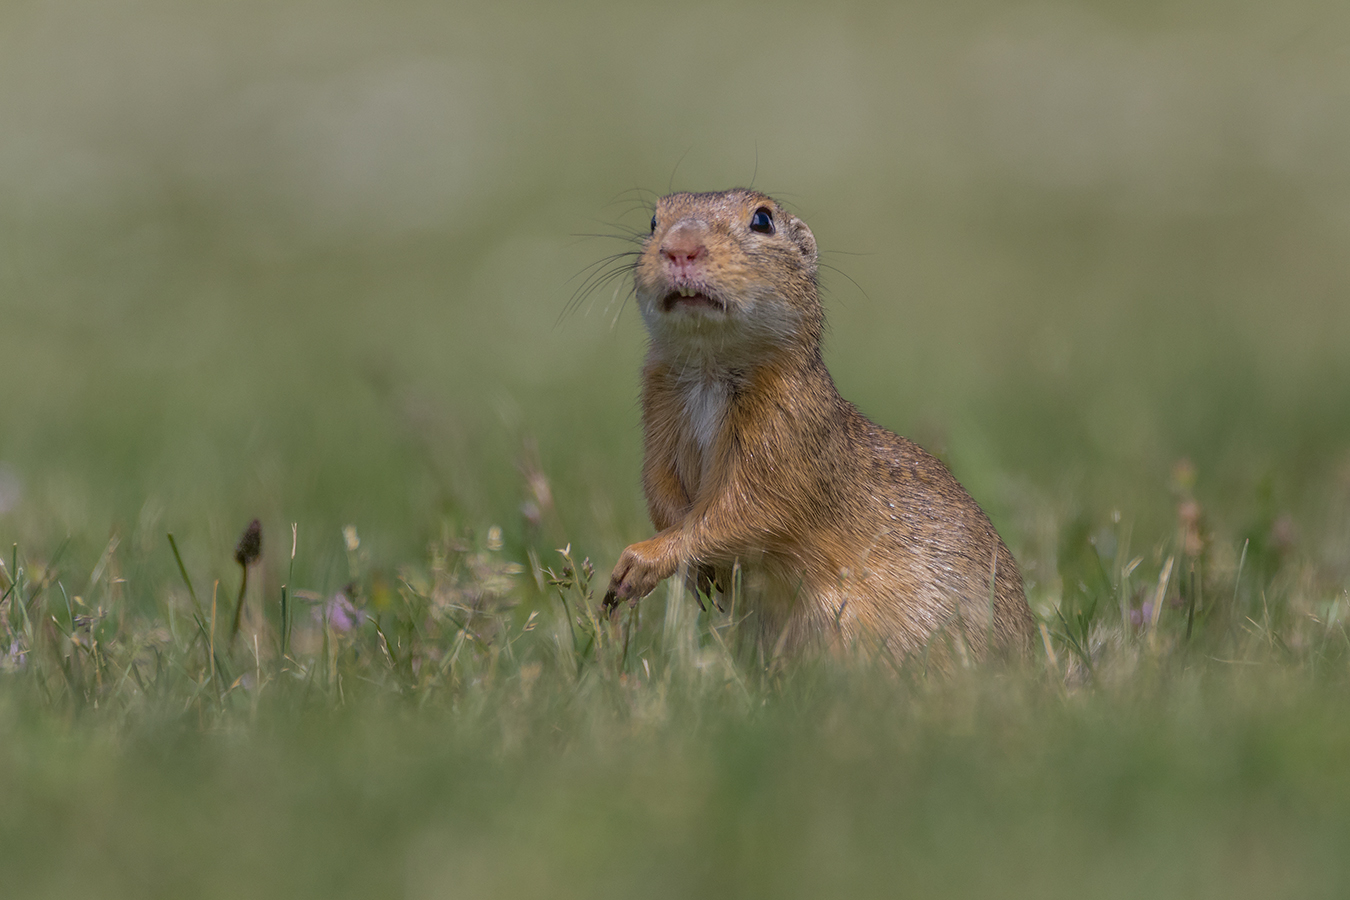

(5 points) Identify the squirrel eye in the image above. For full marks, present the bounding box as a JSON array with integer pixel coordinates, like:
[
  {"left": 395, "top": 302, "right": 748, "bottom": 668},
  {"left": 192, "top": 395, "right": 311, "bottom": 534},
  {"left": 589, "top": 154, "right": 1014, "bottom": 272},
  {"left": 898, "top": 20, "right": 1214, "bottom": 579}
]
[
  {"left": 749, "top": 207, "right": 775, "bottom": 234},
  {"left": 650, "top": 215, "right": 657, "bottom": 234}
]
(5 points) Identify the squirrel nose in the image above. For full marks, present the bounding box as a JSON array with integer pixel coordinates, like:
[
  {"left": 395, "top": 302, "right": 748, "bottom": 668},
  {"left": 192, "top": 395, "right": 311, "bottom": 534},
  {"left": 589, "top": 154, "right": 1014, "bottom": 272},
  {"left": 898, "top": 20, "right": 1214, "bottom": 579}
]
[{"left": 662, "top": 221, "right": 707, "bottom": 276}]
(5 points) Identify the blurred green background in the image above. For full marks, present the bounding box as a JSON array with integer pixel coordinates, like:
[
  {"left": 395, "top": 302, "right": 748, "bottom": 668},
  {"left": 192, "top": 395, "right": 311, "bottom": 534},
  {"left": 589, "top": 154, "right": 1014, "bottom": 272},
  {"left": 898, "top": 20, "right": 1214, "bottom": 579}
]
[
  {"left": 5, "top": 0, "right": 1350, "bottom": 591},
  {"left": 5, "top": 3, "right": 1350, "bottom": 898}
]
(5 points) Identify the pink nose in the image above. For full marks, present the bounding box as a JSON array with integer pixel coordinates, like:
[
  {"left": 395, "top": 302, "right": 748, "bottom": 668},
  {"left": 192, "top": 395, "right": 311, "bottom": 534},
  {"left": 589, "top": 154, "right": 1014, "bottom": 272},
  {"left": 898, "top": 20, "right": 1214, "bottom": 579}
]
[{"left": 662, "top": 221, "right": 707, "bottom": 278}]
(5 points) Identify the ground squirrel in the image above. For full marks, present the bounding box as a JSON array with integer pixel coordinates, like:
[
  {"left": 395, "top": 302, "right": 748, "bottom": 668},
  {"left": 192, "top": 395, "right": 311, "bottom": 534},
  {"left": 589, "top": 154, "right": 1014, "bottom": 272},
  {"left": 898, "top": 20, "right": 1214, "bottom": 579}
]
[{"left": 602, "top": 189, "right": 1035, "bottom": 661}]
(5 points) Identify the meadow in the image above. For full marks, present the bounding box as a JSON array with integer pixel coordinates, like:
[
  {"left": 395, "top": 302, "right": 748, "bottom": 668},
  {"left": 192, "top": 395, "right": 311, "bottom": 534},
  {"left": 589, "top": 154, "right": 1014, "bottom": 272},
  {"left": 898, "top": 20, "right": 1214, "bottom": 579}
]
[{"left": 3, "top": 1, "right": 1350, "bottom": 896}]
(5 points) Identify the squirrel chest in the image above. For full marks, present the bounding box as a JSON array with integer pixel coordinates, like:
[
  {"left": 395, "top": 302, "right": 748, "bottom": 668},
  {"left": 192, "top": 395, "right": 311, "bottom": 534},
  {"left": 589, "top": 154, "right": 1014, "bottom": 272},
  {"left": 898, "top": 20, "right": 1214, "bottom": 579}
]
[{"left": 676, "top": 373, "right": 728, "bottom": 463}]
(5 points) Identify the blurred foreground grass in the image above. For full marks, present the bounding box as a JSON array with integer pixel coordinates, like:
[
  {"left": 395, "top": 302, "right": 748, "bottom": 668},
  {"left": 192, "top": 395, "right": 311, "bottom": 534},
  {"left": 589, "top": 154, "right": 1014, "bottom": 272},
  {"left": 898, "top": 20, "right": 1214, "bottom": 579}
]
[
  {"left": 3, "top": 0, "right": 1350, "bottom": 896},
  {"left": 2, "top": 529, "right": 1350, "bottom": 899}
]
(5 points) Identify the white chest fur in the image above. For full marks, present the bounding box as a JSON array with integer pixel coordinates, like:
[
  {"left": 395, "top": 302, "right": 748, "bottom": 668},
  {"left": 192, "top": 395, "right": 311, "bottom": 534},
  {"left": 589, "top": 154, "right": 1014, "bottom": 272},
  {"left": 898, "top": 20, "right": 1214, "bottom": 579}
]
[{"left": 678, "top": 376, "right": 729, "bottom": 454}]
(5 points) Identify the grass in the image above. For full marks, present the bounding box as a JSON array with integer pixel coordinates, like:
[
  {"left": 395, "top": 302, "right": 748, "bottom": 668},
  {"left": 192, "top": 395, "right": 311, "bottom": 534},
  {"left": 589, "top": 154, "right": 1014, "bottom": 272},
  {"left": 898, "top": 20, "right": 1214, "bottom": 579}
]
[
  {"left": 2, "top": 508, "right": 1349, "bottom": 898},
  {"left": 4, "top": 0, "right": 1350, "bottom": 896}
]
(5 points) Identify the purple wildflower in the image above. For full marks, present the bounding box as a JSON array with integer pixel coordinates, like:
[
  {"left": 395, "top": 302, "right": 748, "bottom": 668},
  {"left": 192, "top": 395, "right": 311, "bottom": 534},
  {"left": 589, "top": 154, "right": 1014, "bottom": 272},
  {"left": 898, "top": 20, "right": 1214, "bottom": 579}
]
[{"left": 316, "top": 593, "right": 364, "bottom": 632}]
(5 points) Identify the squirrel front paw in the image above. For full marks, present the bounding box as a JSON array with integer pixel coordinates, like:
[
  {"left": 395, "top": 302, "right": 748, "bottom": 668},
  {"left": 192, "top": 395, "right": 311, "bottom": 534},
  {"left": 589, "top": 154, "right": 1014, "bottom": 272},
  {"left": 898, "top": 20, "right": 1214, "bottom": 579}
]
[{"left": 602, "top": 539, "right": 676, "bottom": 612}]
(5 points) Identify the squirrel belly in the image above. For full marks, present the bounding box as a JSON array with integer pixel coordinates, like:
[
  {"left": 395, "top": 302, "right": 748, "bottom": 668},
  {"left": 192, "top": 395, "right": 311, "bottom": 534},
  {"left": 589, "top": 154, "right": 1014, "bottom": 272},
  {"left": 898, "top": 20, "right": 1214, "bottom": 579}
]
[{"left": 603, "top": 189, "right": 1036, "bottom": 661}]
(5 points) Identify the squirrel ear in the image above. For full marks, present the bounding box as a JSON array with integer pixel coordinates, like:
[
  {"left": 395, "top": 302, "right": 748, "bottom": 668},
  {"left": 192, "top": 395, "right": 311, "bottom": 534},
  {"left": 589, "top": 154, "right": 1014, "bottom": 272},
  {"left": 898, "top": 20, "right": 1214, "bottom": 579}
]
[{"left": 788, "top": 216, "right": 818, "bottom": 268}]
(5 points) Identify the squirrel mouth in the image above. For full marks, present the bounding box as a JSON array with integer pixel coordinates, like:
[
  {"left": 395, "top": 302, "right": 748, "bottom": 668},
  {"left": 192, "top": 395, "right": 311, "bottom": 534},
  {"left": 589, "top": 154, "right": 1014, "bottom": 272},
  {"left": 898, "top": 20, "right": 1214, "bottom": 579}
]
[{"left": 662, "top": 287, "right": 724, "bottom": 313}]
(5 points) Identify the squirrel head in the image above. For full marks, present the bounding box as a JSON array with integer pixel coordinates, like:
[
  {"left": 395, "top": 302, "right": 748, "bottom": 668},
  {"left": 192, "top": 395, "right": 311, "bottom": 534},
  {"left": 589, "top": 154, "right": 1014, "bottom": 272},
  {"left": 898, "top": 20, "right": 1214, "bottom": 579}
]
[{"left": 635, "top": 189, "right": 822, "bottom": 363}]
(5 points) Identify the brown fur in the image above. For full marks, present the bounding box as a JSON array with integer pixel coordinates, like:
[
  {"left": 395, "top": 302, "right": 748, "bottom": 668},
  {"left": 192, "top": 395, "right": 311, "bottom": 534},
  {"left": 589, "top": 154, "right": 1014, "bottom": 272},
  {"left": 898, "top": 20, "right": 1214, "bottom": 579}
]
[{"left": 602, "top": 189, "right": 1036, "bottom": 661}]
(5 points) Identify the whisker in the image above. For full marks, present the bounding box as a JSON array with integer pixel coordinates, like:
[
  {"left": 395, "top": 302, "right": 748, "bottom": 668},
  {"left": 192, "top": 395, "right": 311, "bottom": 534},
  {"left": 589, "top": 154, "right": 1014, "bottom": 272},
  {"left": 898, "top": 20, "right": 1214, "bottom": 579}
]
[
  {"left": 565, "top": 251, "right": 639, "bottom": 287},
  {"left": 819, "top": 262, "right": 870, "bottom": 303},
  {"left": 563, "top": 263, "right": 636, "bottom": 320},
  {"left": 604, "top": 187, "right": 660, "bottom": 209},
  {"left": 560, "top": 187, "right": 655, "bottom": 327},
  {"left": 668, "top": 148, "right": 692, "bottom": 194},
  {"left": 606, "top": 283, "right": 637, "bottom": 330},
  {"left": 560, "top": 254, "right": 640, "bottom": 324},
  {"left": 567, "top": 232, "right": 644, "bottom": 247}
]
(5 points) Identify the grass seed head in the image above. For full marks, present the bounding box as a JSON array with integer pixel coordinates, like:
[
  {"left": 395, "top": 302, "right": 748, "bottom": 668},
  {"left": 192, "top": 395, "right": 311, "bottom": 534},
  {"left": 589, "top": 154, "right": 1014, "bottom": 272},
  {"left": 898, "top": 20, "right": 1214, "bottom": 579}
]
[{"left": 234, "top": 519, "right": 262, "bottom": 567}]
